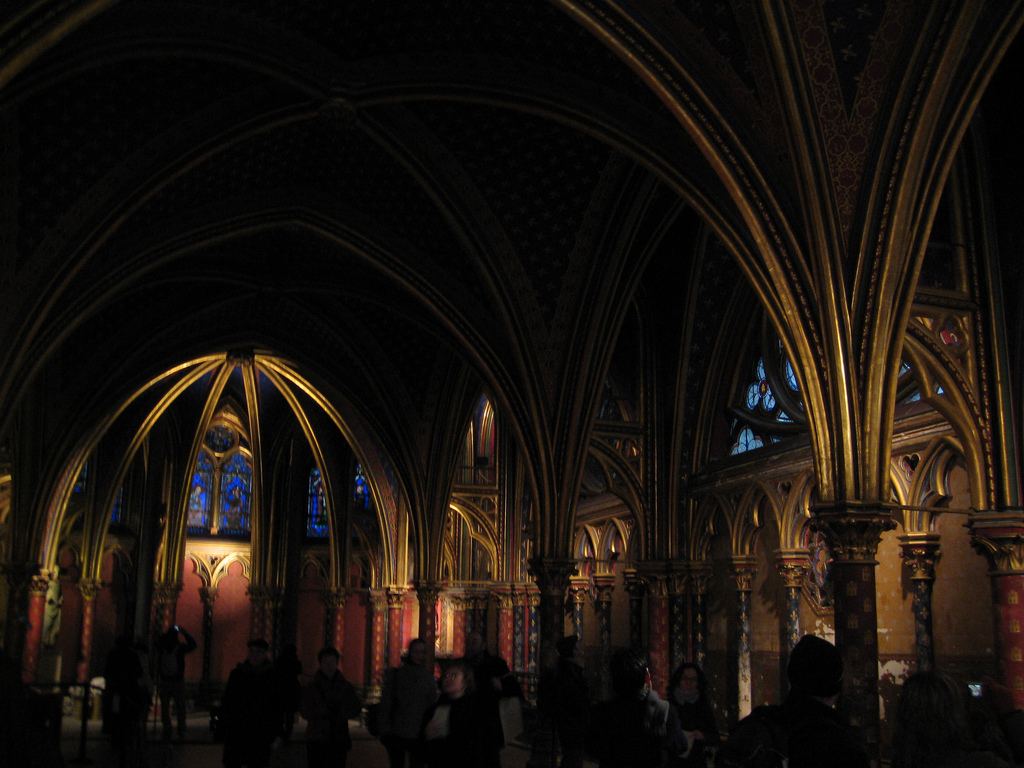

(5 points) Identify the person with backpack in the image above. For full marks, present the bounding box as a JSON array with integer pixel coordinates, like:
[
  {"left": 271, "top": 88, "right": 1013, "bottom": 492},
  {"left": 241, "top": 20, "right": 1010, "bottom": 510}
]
[
  {"left": 716, "top": 634, "right": 869, "bottom": 768},
  {"left": 586, "top": 648, "right": 691, "bottom": 767}
]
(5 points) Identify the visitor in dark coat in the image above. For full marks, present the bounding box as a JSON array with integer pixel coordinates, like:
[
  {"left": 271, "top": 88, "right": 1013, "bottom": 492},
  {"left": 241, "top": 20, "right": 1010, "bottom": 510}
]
[
  {"left": 273, "top": 643, "right": 303, "bottom": 743},
  {"left": 379, "top": 638, "right": 438, "bottom": 768},
  {"left": 586, "top": 648, "right": 690, "bottom": 768},
  {"left": 458, "top": 630, "right": 520, "bottom": 766},
  {"left": 554, "top": 634, "right": 590, "bottom": 768},
  {"left": 421, "top": 659, "right": 501, "bottom": 768},
  {"left": 667, "top": 662, "right": 719, "bottom": 768},
  {"left": 300, "top": 646, "right": 362, "bottom": 768},
  {"left": 220, "top": 638, "right": 282, "bottom": 768},
  {"left": 892, "top": 670, "right": 1024, "bottom": 768}
]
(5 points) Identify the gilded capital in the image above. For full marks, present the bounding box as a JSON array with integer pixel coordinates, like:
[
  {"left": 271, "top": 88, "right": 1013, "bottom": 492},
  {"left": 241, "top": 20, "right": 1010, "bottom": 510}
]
[
  {"left": 322, "top": 588, "right": 349, "bottom": 612},
  {"left": 774, "top": 550, "right": 810, "bottom": 589},
  {"left": 898, "top": 534, "right": 942, "bottom": 580},
  {"left": 153, "top": 581, "right": 183, "bottom": 605},
  {"left": 527, "top": 557, "right": 578, "bottom": 598},
  {"left": 687, "top": 563, "right": 712, "bottom": 596},
  {"left": 729, "top": 558, "right": 758, "bottom": 592},
  {"left": 592, "top": 574, "right": 615, "bottom": 604},
  {"left": 810, "top": 506, "right": 896, "bottom": 563},
  {"left": 970, "top": 510, "right": 1024, "bottom": 575},
  {"left": 78, "top": 578, "right": 103, "bottom": 601}
]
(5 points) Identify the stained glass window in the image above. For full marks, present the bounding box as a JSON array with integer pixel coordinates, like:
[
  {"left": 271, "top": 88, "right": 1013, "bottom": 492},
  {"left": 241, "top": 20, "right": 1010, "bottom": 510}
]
[
  {"left": 110, "top": 485, "right": 124, "bottom": 525},
  {"left": 218, "top": 452, "right": 251, "bottom": 535},
  {"left": 354, "top": 464, "right": 369, "bottom": 509},
  {"left": 204, "top": 424, "right": 236, "bottom": 453},
  {"left": 307, "top": 467, "right": 328, "bottom": 538},
  {"left": 187, "top": 451, "right": 214, "bottom": 532}
]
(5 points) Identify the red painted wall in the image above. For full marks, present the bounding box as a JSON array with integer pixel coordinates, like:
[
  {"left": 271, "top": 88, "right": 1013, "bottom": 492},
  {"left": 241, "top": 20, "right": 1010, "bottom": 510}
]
[{"left": 212, "top": 560, "right": 251, "bottom": 681}]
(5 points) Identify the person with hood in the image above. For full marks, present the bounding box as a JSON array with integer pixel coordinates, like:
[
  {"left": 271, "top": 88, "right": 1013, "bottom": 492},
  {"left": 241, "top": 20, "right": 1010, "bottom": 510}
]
[
  {"left": 586, "top": 648, "right": 690, "bottom": 768},
  {"left": 301, "top": 646, "right": 362, "bottom": 768},
  {"left": 220, "top": 638, "right": 282, "bottom": 768}
]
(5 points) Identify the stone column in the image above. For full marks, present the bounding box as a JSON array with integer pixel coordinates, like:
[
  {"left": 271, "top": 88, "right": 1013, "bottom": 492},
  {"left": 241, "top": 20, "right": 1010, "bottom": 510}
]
[
  {"left": 415, "top": 582, "right": 442, "bottom": 665},
  {"left": 688, "top": 564, "right": 712, "bottom": 669},
  {"left": 448, "top": 592, "right": 470, "bottom": 659},
  {"left": 669, "top": 570, "right": 689, "bottom": 674},
  {"left": 638, "top": 564, "right": 671, "bottom": 696},
  {"left": 568, "top": 576, "right": 590, "bottom": 643},
  {"left": 513, "top": 586, "right": 528, "bottom": 683},
  {"left": 494, "top": 587, "right": 516, "bottom": 672},
  {"left": 775, "top": 551, "right": 810, "bottom": 655},
  {"left": 386, "top": 587, "right": 407, "bottom": 669},
  {"left": 198, "top": 586, "right": 218, "bottom": 702},
  {"left": 368, "top": 589, "right": 388, "bottom": 699},
  {"left": 76, "top": 579, "right": 102, "bottom": 684},
  {"left": 899, "top": 533, "right": 941, "bottom": 672},
  {"left": 592, "top": 573, "right": 615, "bottom": 700},
  {"left": 526, "top": 558, "right": 577, "bottom": 768},
  {"left": 970, "top": 511, "right": 1024, "bottom": 704},
  {"left": 22, "top": 573, "right": 50, "bottom": 682},
  {"left": 527, "top": 585, "right": 540, "bottom": 699},
  {"left": 247, "top": 585, "right": 280, "bottom": 645},
  {"left": 730, "top": 558, "right": 757, "bottom": 719},
  {"left": 152, "top": 581, "right": 182, "bottom": 636},
  {"left": 811, "top": 505, "right": 895, "bottom": 762},
  {"left": 323, "top": 589, "right": 348, "bottom": 653},
  {"left": 623, "top": 569, "right": 646, "bottom": 649}
]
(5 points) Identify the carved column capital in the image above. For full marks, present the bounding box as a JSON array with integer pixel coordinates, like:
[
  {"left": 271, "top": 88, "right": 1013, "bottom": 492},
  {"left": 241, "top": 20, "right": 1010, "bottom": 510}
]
[
  {"left": 527, "top": 557, "right": 578, "bottom": 599},
  {"left": 29, "top": 573, "right": 51, "bottom": 597},
  {"left": 386, "top": 587, "right": 408, "bottom": 609},
  {"left": 153, "top": 581, "right": 183, "bottom": 605},
  {"left": 592, "top": 574, "right": 615, "bottom": 604},
  {"left": 368, "top": 588, "right": 388, "bottom": 611},
  {"left": 623, "top": 568, "right": 647, "bottom": 599},
  {"left": 899, "top": 533, "right": 942, "bottom": 580},
  {"left": 323, "top": 588, "right": 349, "bottom": 612},
  {"left": 78, "top": 578, "right": 103, "bottom": 601},
  {"left": 687, "top": 563, "right": 712, "bottom": 596},
  {"left": 970, "top": 510, "right": 1024, "bottom": 575},
  {"left": 568, "top": 576, "right": 590, "bottom": 604},
  {"left": 774, "top": 550, "right": 811, "bottom": 589},
  {"left": 247, "top": 585, "right": 282, "bottom": 608},
  {"left": 811, "top": 504, "right": 896, "bottom": 563},
  {"left": 415, "top": 582, "right": 442, "bottom": 606},
  {"left": 729, "top": 558, "right": 758, "bottom": 592},
  {"left": 491, "top": 587, "right": 516, "bottom": 610}
]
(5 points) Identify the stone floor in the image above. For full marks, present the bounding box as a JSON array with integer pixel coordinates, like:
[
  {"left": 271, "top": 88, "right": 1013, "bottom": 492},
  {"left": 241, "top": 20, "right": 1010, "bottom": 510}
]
[{"left": 59, "top": 711, "right": 573, "bottom": 768}]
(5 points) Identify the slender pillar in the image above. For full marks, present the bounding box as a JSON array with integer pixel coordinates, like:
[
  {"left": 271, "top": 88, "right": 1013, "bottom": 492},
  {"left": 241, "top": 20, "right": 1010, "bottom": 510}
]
[
  {"left": 4, "top": 562, "right": 37, "bottom": 669},
  {"left": 970, "top": 511, "right": 1024, "bottom": 704},
  {"left": 449, "top": 592, "right": 469, "bottom": 658},
  {"left": 730, "top": 558, "right": 757, "bottom": 719},
  {"left": 513, "top": 586, "right": 528, "bottom": 685},
  {"left": 669, "top": 570, "right": 689, "bottom": 675},
  {"left": 775, "top": 551, "right": 810, "bottom": 655},
  {"left": 76, "top": 579, "right": 102, "bottom": 684},
  {"left": 386, "top": 587, "right": 407, "bottom": 668},
  {"left": 494, "top": 588, "right": 516, "bottom": 672},
  {"left": 688, "top": 564, "right": 711, "bottom": 669},
  {"left": 568, "top": 576, "right": 589, "bottom": 643},
  {"left": 198, "top": 586, "right": 218, "bottom": 703},
  {"left": 623, "top": 569, "right": 646, "bottom": 649},
  {"left": 368, "top": 589, "right": 388, "bottom": 699},
  {"left": 527, "top": 586, "right": 540, "bottom": 700},
  {"left": 415, "top": 582, "right": 442, "bottom": 666},
  {"left": 637, "top": 564, "right": 671, "bottom": 696},
  {"left": 811, "top": 505, "right": 895, "bottom": 763},
  {"left": 899, "top": 534, "right": 941, "bottom": 672},
  {"left": 323, "top": 588, "right": 348, "bottom": 654},
  {"left": 22, "top": 573, "right": 50, "bottom": 682},
  {"left": 592, "top": 573, "right": 615, "bottom": 700},
  {"left": 526, "top": 557, "right": 577, "bottom": 768}
]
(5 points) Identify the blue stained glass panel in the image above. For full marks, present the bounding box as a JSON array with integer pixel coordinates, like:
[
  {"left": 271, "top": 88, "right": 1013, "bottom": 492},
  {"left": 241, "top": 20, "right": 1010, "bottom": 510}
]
[
  {"left": 187, "top": 452, "right": 214, "bottom": 531},
  {"left": 354, "top": 464, "right": 369, "bottom": 509},
  {"left": 219, "top": 452, "right": 251, "bottom": 534},
  {"left": 307, "top": 468, "right": 328, "bottom": 538}
]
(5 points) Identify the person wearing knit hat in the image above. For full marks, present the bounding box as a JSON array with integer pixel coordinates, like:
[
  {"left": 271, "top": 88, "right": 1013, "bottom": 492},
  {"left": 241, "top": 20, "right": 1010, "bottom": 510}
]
[
  {"left": 715, "top": 635, "right": 868, "bottom": 768},
  {"left": 787, "top": 634, "right": 844, "bottom": 700}
]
